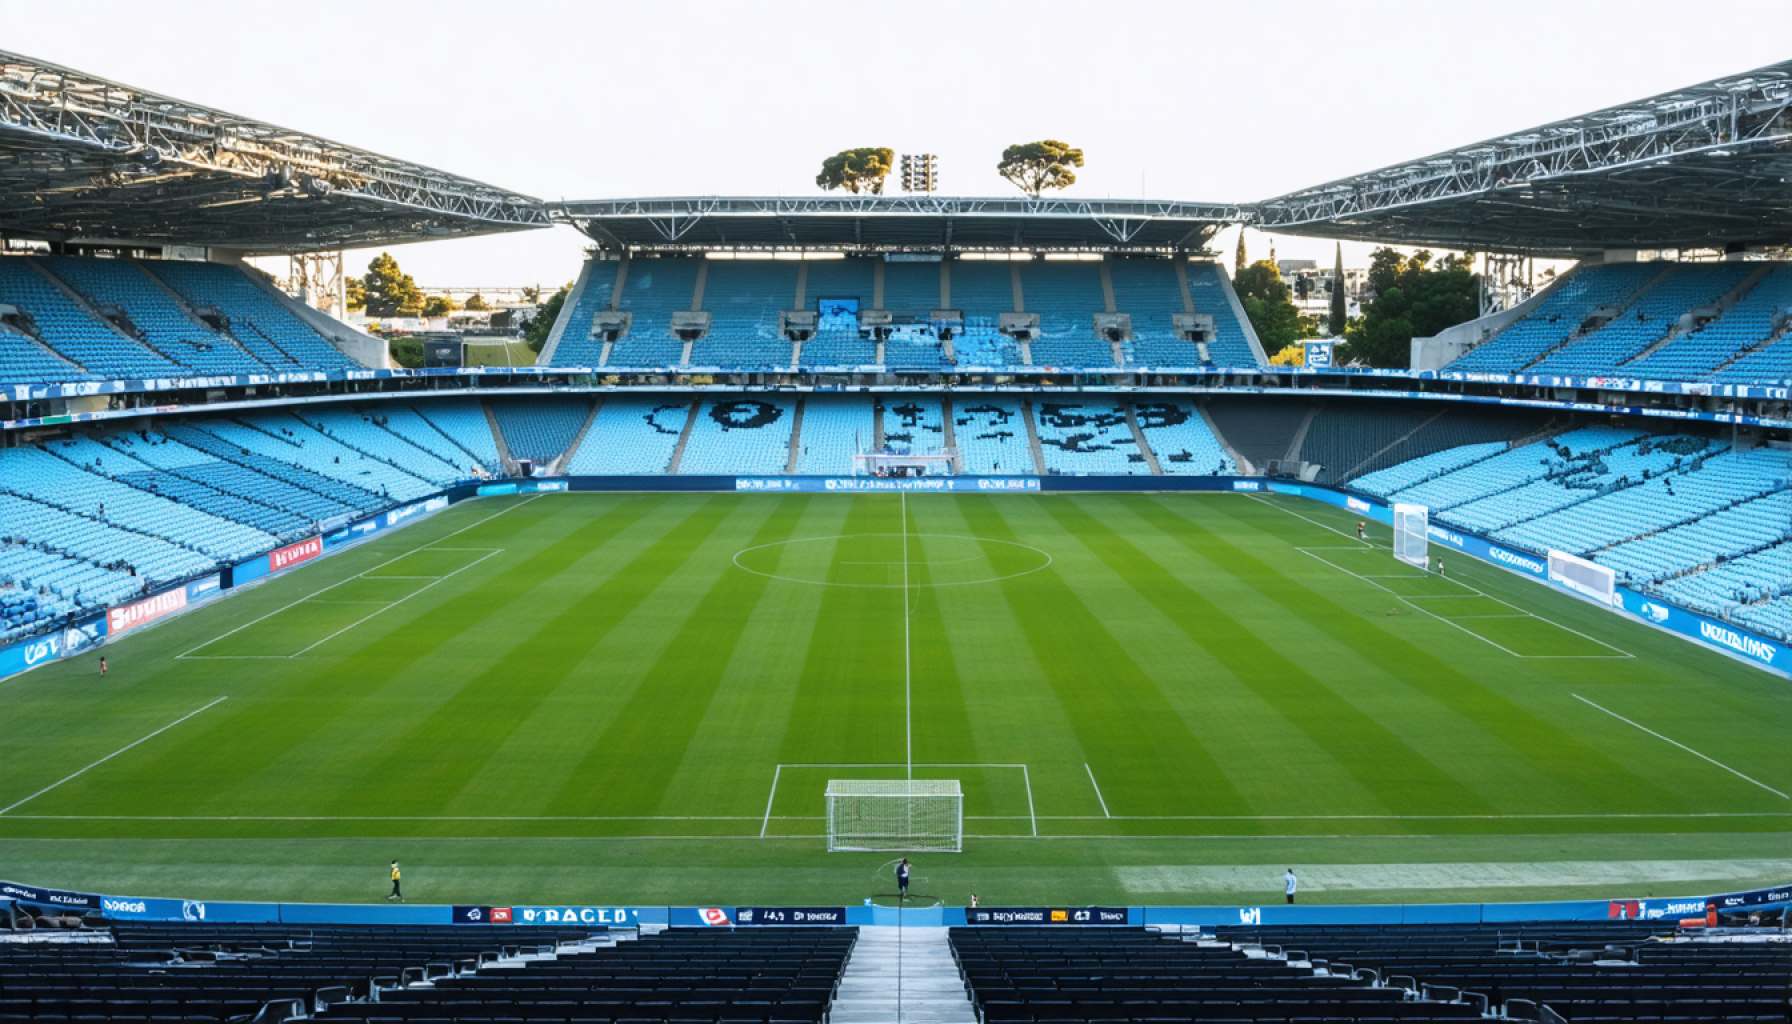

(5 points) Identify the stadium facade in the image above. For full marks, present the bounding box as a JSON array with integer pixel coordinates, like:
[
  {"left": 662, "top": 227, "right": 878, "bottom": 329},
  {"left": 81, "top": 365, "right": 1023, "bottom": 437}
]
[{"left": 0, "top": 50, "right": 1789, "bottom": 1024}]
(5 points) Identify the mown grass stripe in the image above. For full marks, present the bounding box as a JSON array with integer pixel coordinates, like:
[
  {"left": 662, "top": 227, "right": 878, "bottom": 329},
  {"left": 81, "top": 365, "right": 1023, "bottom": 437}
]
[
  {"left": 539, "top": 496, "right": 812, "bottom": 816},
  {"left": 1164, "top": 494, "right": 1689, "bottom": 813},
  {"left": 19, "top": 496, "right": 643, "bottom": 817},
  {"left": 960, "top": 496, "right": 1253, "bottom": 816},
  {"left": 1051, "top": 495, "right": 1493, "bottom": 817},
  {"left": 319, "top": 496, "right": 740, "bottom": 813}
]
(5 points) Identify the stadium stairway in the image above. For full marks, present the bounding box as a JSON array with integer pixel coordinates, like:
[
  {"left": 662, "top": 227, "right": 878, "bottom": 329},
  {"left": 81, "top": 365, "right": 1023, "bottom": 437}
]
[
  {"left": 482, "top": 402, "right": 517, "bottom": 476},
  {"left": 1123, "top": 406, "right": 1165, "bottom": 475},
  {"left": 830, "top": 925, "right": 976, "bottom": 1024}
]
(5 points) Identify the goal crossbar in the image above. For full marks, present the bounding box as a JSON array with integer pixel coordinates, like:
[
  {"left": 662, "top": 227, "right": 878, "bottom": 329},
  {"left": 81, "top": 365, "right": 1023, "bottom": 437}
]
[{"left": 826, "top": 779, "right": 963, "bottom": 853}]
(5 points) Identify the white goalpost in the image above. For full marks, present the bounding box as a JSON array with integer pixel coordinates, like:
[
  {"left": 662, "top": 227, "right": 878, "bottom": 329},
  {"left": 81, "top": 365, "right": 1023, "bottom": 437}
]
[
  {"left": 826, "top": 779, "right": 963, "bottom": 852},
  {"left": 852, "top": 450, "right": 959, "bottom": 477},
  {"left": 1393, "top": 503, "right": 1430, "bottom": 570}
]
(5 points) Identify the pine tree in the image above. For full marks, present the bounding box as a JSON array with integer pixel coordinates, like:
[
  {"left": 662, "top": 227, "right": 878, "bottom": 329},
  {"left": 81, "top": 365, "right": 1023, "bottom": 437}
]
[
  {"left": 1329, "top": 242, "right": 1348, "bottom": 337},
  {"left": 1233, "top": 232, "right": 1247, "bottom": 275}
]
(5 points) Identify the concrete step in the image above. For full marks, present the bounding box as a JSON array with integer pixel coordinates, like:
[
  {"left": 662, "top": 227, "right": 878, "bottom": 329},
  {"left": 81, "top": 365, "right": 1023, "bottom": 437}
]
[{"left": 832, "top": 925, "right": 976, "bottom": 1024}]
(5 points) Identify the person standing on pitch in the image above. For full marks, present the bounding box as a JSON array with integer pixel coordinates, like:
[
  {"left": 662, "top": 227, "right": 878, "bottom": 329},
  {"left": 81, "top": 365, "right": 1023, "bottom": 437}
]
[
  {"left": 387, "top": 861, "right": 402, "bottom": 901},
  {"left": 98, "top": 656, "right": 107, "bottom": 678},
  {"left": 1356, "top": 520, "right": 1366, "bottom": 541},
  {"left": 896, "top": 858, "right": 911, "bottom": 899},
  {"left": 1284, "top": 868, "right": 1298, "bottom": 905}
]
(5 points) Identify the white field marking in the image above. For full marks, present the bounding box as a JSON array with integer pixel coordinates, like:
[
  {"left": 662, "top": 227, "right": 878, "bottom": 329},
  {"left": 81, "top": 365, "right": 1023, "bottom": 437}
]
[
  {"left": 1572, "top": 693, "right": 1791, "bottom": 801},
  {"left": 8, "top": 809, "right": 1783, "bottom": 824},
  {"left": 0, "top": 696, "right": 229, "bottom": 815},
  {"left": 1022, "top": 763, "right": 1038, "bottom": 836},
  {"left": 1115, "top": 858, "right": 1792, "bottom": 893},
  {"left": 7, "top": 832, "right": 1789, "bottom": 844},
  {"left": 288, "top": 548, "right": 504, "bottom": 657},
  {"left": 13, "top": 814, "right": 778, "bottom": 823},
  {"left": 776, "top": 761, "right": 1031, "bottom": 768},
  {"left": 177, "top": 494, "right": 540, "bottom": 659},
  {"left": 1255, "top": 492, "right": 1635, "bottom": 659},
  {"left": 730, "top": 532, "right": 1052, "bottom": 590},
  {"left": 901, "top": 492, "right": 912, "bottom": 780},
  {"left": 1449, "top": 614, "right": 1538, "bottom": 621},
  {"left": 766, "top": 762, "right": 1034, "bottom": 837},
  {"left": 1298, "top": 547, "right": 1630, "bottom": 660},
  {"left": 355, "top": 575, "right": 442, "bottom": 581},
  {"left": 1246, "top": 494, "right": 1372, "bottom": 546},
  {"left": 1083, "top": 762, "right": 1112, "bottom": 819},
  {"left": 759, "top": 764, "right": 783, "bottom": 839}
]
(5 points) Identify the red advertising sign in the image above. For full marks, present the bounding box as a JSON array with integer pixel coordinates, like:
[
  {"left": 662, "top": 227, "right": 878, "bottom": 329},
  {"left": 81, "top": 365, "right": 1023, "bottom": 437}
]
[
  {"left": 107, "top": 588, "right": 189, "bottom": 637},
  {"left": 268, "top": 536, "right": 322, "bottom": 573}
]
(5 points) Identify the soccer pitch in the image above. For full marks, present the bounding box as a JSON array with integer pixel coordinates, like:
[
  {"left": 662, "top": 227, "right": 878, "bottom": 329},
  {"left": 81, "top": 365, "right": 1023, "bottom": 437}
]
[{"left": 2, "top": 491, "right": 1788, "bottom": 908}]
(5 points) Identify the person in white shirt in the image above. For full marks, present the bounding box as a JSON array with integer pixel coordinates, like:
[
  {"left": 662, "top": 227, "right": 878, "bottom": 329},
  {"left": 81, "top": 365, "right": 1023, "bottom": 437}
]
[{"left": 1284, "top": 868, "right": 1298, "bottom": 905}]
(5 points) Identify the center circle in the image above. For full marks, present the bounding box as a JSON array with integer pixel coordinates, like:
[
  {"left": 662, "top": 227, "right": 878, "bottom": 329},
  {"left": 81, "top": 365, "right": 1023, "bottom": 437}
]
[{"left": 732, "top": 532, "right": 1052, "bottom": 589}]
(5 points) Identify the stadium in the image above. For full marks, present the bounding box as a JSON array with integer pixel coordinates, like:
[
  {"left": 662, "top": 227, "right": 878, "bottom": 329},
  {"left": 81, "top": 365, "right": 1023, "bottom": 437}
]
[{"left": 1, "top": 23, "right": 1790, "bottom": 1024}]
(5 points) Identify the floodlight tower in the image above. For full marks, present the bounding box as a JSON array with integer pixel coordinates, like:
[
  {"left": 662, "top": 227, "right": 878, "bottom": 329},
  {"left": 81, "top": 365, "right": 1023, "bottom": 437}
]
[{"left": 900, "top": 153, "right": 938, "bottom": 194}]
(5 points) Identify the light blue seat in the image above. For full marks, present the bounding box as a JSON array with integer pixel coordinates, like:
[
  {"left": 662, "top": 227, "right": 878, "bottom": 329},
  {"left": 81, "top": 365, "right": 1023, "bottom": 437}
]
[
  {"left": 565, "top": 398, "right": 691, "bottom": 475},
  {"left": 40, "top": 256, "right": 272, "bottom": 377},
  {"left": 0, "top": 257, "right": 181, "bottom": 379},
  {"left": 1034, "top": 401, "right": 1149, "bottom": 475},
  {"left": 677, "top": 398, "right": 794, "bottom": 475},
  {"left": 794, "top": 397, "right": 875, "bottom": 475},
  {"left": 1445, "top": 263, "right": 1660, "bottom": 375},
  {"left": 1134, "top": 401, "right": 1235, "bottom": 475},
  {"left": 955, "top": 400, "right": 1031, "bottom": 475},
  {"left": 145, "top": 260, "right": 354, "bottom": 370},
  {"left": 489, "top": 397, "right": 593, "bottom": 466}
]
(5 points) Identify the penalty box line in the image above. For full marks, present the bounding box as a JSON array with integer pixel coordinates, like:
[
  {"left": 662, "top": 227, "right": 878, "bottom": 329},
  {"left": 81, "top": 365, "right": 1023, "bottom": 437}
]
[
  {"left": 1256, "top": 493, "right": 1634, "bottom": 660},
  {"left": 1293, "top": 543, "right": 1633, "bottom": 661},
  {"left": 0, "top": 696, "right": 229, "bottom": 816},
  {"left": 178, "top": 547, "right": 508, "bottom": 661},
  {"left": 762, "top": 762, "right": 1037, "bottom": 838},
  {"left": 176, "top": 495, "right": 541, "bottom": 661}
]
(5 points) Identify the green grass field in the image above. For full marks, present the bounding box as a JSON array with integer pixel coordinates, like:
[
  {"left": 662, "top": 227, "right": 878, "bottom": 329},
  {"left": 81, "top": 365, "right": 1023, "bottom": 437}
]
[{"left": 2, "top": 491, "right": 1788, "bottom": 909}]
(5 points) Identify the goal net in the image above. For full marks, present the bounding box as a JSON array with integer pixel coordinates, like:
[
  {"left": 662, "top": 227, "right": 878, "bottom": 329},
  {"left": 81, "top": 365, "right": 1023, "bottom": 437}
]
[
  {"left": 1549, "top": 549, "right": 1617, "bottom": 605},
  {"left": 826, "top": 779, "right": 963, "bottom": 853},
  {"left": 1393, "top": 503, "right": 1430, "bottom": 570}
]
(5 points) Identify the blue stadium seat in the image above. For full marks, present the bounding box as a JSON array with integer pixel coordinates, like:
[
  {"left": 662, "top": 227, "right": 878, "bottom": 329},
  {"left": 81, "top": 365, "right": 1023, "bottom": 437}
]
[
  {"left": 40, "top": 256, "right": 272, "bottom": 377},
  {"left": 1033, "top": 401, "right": 1150, "bottom": 474},
  {"left": 144, "top": 260, "right": 357, "bottom": 371},
  {"left": 677, "top": 398, "right": 794, "bottom": 475},
  {"left": 564, "top": 397, "right": 691, "bottom": 474}
]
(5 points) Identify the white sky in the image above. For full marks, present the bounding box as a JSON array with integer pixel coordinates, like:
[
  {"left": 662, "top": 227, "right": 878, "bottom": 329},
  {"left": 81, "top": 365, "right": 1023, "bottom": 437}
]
[{"left": 10, "top": 0, "right": 1788, "bottom": 289}]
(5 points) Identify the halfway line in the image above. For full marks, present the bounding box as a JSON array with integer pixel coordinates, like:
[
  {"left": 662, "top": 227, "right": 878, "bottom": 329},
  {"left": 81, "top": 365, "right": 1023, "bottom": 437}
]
[
  {"left": 900, "top": 492, "right": 912, "bottom": 780},
  {"left": 0, "top": 696, "right": 229, "bottom": 815},
  {"left": 1572, "top": 693, "right": 1789, "bottom": 801}
]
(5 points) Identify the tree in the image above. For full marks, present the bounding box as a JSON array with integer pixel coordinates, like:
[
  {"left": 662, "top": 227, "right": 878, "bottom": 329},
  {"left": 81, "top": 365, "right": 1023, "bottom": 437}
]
[
  {"left": 1268, "top": 343, "right": 1305, "bottom": 367},
  {"left": 1232, "top": 260, "right": 1304, "bottom": 354},
  {"left": 1341, "top": 247, "right": 1479, "bottom": 368},
  {"left": 422, "top": 294, "right": 458, "bottom": 318},
  {"left": 345, "top": 276, "right": 365, "bottom": 312},
  {"left": 520, "top": 284, "right": 541, "bottom": 304},
  {"left": 522, "top": 282, "right": 572, "bottom": 353},
  {"left": 361, "top": 252, "right": 423, "bottom": 317},
  {"left": 815, "top": 148, "right": 895, "bottom": 194},
  {"left": 463, "top": 292, "right": 490, "bottom": 312},
  {"left": 1234, "top": 232, "right": 1247, "bottom": 275},
  {"left": 1328, "top": 242, "right": 1347, "bottom": 337},
  {"left": 997, "top": 140, "right": 1084, "bottom": 197}
]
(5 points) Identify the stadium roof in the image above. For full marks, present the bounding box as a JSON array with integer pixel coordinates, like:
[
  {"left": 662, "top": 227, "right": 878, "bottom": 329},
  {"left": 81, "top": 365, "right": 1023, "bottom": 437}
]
[
  {"left": 0, "top": 50, "right": 549, "bottom": 253},
  {"left": 1253, "top": 60, "right": 1792, "bottom": 257},
  {"left": 556, "top": 195, "right": 1242, "bottom": 252}
]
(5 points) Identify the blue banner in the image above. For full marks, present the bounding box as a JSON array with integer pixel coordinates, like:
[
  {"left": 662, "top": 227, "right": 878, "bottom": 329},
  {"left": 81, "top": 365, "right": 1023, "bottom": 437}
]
[{"left": 0, "top": 616, "right": 104, "bottom": 679}]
